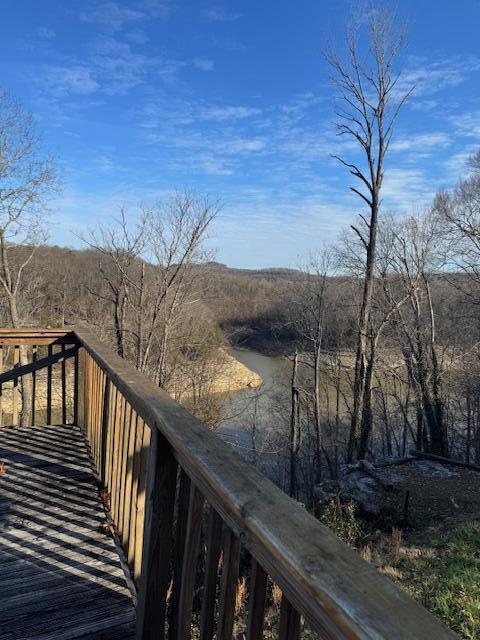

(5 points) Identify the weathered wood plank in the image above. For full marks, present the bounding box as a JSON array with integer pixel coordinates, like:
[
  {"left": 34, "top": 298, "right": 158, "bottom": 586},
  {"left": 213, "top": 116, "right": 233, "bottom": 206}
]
[
  {"left": 13, "top": 345, "right": 19, "bottom": 426},
  {"left": 199, "top": 508, "right": 223, "bottom": 640},
  {"left": 135, "top": 430, "right": 177, "bottom": 640},
  {"left": 177, "top": 484, "right": 205, "bottom": 640},
  {"left": 46, "top": 344, "right": 53, "bottom": 425},
  {"left": 75, "top": 326, "right": 458, "bottom": 640},
  {"left": 0, "top": 424, "right": 135, "bottom": 640},
  {"left": 279, "top": 596, "right": 300, "bottom": 640},
  {"left": 31, "top": 344, "right": 37, "bottom": 426},
  {"left": 217, "top": 528, "right": 241, "bottom": 640},
  {"left": 0, "top": 345, "right": 77, "bottom": 386},
  {"left": 133, "top": 421, "right": 151, "bottom": 582},
  {"left": 0, "top": 345, "right": 3, "bottom": 429},
  {"left": 61, "top": 344, "right": 67, "bottom": 424},
  {"left": 167, "top": 470, "right": 191, "bottom": 640},
  {"left": 246, "top": 560, "right": 268, "bottom": 640}
]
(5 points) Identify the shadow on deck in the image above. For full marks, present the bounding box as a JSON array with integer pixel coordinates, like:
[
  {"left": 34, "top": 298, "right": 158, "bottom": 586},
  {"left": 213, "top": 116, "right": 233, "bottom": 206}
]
[{"left": 0, "top": 424, "right": 136, "bottom": 640}]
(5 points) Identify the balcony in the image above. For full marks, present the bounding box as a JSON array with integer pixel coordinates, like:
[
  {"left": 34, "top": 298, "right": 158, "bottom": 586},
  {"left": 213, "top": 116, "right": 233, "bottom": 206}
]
[{"left": 0, "top": 328, "right": 457, "bottom": 639}]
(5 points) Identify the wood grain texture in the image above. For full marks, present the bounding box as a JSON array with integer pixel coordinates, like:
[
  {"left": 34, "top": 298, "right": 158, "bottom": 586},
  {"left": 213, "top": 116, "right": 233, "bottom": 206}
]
[
  {"left": 177, "top": 484, "right": 205, "bottom": 640},
  {"left": 216, "top": 528, "right": 241, "bottom": 640},
  {"left": 75, "top": 326, "right": 459, "bottom": 640},
  {"left": 200, "top": 508, "right": 223, "bottom": 640},
  {"left": 0, "top": 423, "right": 135, "bottom": 640},
  {"left": 279, "top": 596, "right": 300, "bottom": 640},
  {"left": 135, "top": 430, "right": 177, "bottom": 640},
  {"left": 246, "top": 560, "right": 267, "bottom": 640}
]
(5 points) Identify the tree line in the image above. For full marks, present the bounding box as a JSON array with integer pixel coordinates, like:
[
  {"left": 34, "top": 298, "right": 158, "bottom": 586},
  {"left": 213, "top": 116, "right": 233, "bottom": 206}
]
[{"left": 1, "top": 7, "right": 480, "bottom": 502}]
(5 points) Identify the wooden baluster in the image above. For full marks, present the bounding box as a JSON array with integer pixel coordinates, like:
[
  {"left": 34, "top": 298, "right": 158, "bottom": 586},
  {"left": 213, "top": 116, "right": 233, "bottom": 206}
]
[
  {"left": 106, "top": 384, "right": 118, "bottom": 492},
  {"left": 13, "top": 345, "right": 19, "bottom": 427},
  {"left": 122, "top": 407, "right": 137, "bottom": 548},
  {"left": 87, "top": 355, "right": 93, "bottom": 442},
  {"left": 83, "top": 353, "right": 90, "bottom": 435},
  {"left": 133, "top": 421, "right": 151, "bottom": 582},
  {"left": 61, "top": 344, "right": 67, "bottom": 424},
  {"left": 167, "top": 470, "right": 191, "bottom": 640},
  {"left": 46, "top": 344, "right": 53, "bottom": 425},
  {"left": 246, "top": 560, "right": 268, "bottom": 640},
  {"left": 88, "top": 357, "right": 95, "bottom": 451},
  {"left": 128, "top": 414, "right": 144, "bottom": 570},
  {"left": 111, "top": 392, "right": 125, "bottom": 522},
  {"left": 135, "top": 430, "right": 178, "bottom": 640},
  {"left": 90, "top": 361, "right": 97, "bottom": 463},
  {"left": 217, "top": 528, "right": 241, "bottom": 640},
  {"left": 0, "top": 345, "right": 3, "bottom": 429},
  {"left": 100, "top": 377, "right": 110, "bottom": 486},
  {"left": 73, "top": 346, "right": 79, "bottom": 426},
  {"left": 77, "top": 347, "right": 85, "bottom": 429},
  {"left": 31, "top": 345, "right": 37, "bottom": 426},
  {"left": 279, "top": 596, "right": 300, "bottom": 640},
  {"left": 95, "top": 366, "right": 103, "bottom": 467},
  {"left": 118, "top": 401, "right": 132, "bottom": 540},
  {"left": 98, "top": 369, "right": 105, "bottom": 463},
  {"left": 199, "top": 508, "right": 223, "bottom": 640},
  {"left": 177, "top": 484, "right": 205, "bottom": 640}
]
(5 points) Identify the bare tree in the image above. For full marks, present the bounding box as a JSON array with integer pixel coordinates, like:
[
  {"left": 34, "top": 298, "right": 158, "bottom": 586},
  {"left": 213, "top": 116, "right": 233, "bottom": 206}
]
[
  {"left": 81, "top": 210, "right": 147, "bottom": 359},
  {"left": 292, "top": 250, "right": 333, "bottom": 480},
  {"left": 83, "top": 191, "right": 220, "bottom": 399},
  {"left": 139, "top": 192, "right": 220, "bottom": 386},
  {"left": 385, "top": 213, "right": 449, "bottom": 455},
  {"left": 327, "top": 8, "right": 413, "bottom": 461},
  {"left": 0, "top": 89, "right": 59, "bottom": 425},
  {"left": 433, "top": 149, "right": 480, "bottom": 302}
]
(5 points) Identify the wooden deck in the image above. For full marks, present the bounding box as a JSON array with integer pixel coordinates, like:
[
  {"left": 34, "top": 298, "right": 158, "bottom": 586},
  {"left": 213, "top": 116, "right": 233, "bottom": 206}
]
[{"left": 0, "top": 424, "right": 136, "bottom": 640}]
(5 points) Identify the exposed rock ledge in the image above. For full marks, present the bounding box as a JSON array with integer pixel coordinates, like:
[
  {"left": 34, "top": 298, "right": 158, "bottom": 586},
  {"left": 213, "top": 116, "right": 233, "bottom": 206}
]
[
  {"left": 209, "top": 349, "right": 262, "bottom": 394},
  {"left": 167, "top": 348, "right": 262, "bottom": 400}
]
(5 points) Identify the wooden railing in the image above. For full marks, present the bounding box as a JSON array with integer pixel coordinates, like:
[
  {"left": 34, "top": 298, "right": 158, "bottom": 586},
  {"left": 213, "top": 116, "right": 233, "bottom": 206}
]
[
  {"left": 0, "top": 327, "right": 458, "bottom": 639},
  {"left": 0, "top": 329, "right": 79, "bottom": 427}
]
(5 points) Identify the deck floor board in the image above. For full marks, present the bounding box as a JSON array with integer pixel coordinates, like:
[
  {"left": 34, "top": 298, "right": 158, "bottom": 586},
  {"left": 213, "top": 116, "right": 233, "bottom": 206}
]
[{"left": 0, "top": 425, "right": 136, "bottom": 640}]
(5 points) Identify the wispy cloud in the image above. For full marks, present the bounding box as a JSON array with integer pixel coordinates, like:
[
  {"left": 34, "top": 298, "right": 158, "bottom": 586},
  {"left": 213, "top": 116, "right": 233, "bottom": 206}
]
[
  {"left": 35, "top": 26, "right": 56, "bottom": 39},
  {"left": 400, "top": 56, "right": 480, "bottom": 99},
  {"left": 193, "top": 57, "right": 215, "bottom": 71},
  {"left": 390, "top": 132, "right": 451, "bottom": 153},
  {"left": 90, "top": 36, "right": 153, "bottom": 94},
  {"left": 41, "top": 65, "right": 100, "bottom": 97},
  {"left": 449, "top": 111, "right": 480, "bottom": 138},
  {"left": 125, "top": 29, "right": 149, "bottom": 45},
  {"left": 382, "top": 168, "right": 435, "bottom": 209},
  {"left": 36, "top": 33, "right": 185, "bottom": 98},
  {"left": 80, "top": 2, "right": 146, "bottom": 31},
  {"left": 79, "top": 1, "right": 170, "bottom": 32},
  {"left": 201, "top": 105, "right": 261, "bottom": 121},
  {"left": 204, "top": 7, "right": 242, "bottom": 22},
  {"left": 442, "top": 146, "right": 478, "bottom": 179}
]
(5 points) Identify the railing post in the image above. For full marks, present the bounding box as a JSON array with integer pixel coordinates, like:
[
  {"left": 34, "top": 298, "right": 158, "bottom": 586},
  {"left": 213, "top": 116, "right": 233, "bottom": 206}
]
[
  {"left": 135, "top": 427, "right": 178, "bottom": 640},
  {"left": 76, "top": 347, "right": 86, "bottom": 429},
  {"left": 73, "top": 345, "right": 79, "bottom": 426},
  {"left": 100, "top": 377, "right": 110, "bottom": 485}
]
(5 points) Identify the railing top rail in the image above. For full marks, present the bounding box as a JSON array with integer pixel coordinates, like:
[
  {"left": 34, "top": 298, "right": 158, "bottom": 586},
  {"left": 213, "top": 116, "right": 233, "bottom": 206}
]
[
  {"left": 74, "top": 326, "right": 455, "bottom": 640},
  {"left": 0, "top": 328, "right": 78, "bottom": 345}
]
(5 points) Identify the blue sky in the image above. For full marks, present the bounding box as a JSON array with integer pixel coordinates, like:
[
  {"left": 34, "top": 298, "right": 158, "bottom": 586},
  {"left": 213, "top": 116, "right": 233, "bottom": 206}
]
[{"left": 1, "top": 1, "right": 480, "bottom": 268}]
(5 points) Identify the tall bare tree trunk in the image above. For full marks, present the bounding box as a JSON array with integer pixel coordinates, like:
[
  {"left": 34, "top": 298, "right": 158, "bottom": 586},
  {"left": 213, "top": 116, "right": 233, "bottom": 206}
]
[
  {"left": 328, "top": 10, "right": 412, "bottom": 461},
  {"left": 289, "top": 351, "right": 300, "bottom": 498},
  {"left": 349, "top": 221, "right": 378, "bottom": 461}
]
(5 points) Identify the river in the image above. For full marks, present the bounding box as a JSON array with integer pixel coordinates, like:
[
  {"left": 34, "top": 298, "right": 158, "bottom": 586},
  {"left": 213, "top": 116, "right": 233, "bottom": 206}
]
[{"left": 218, "top": 348, "right": 289, "bottom": 460}]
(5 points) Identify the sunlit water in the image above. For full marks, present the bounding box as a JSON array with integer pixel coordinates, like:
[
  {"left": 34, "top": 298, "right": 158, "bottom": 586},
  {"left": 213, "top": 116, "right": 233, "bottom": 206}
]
[{"left": 218, "top": 348, "right": 289, "bottom": 459}]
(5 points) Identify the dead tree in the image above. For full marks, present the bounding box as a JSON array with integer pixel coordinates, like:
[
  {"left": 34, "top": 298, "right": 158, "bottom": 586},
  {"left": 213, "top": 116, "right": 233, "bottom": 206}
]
[{"left": 327, "top": 8, "right": 413, "bottom": 461}]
